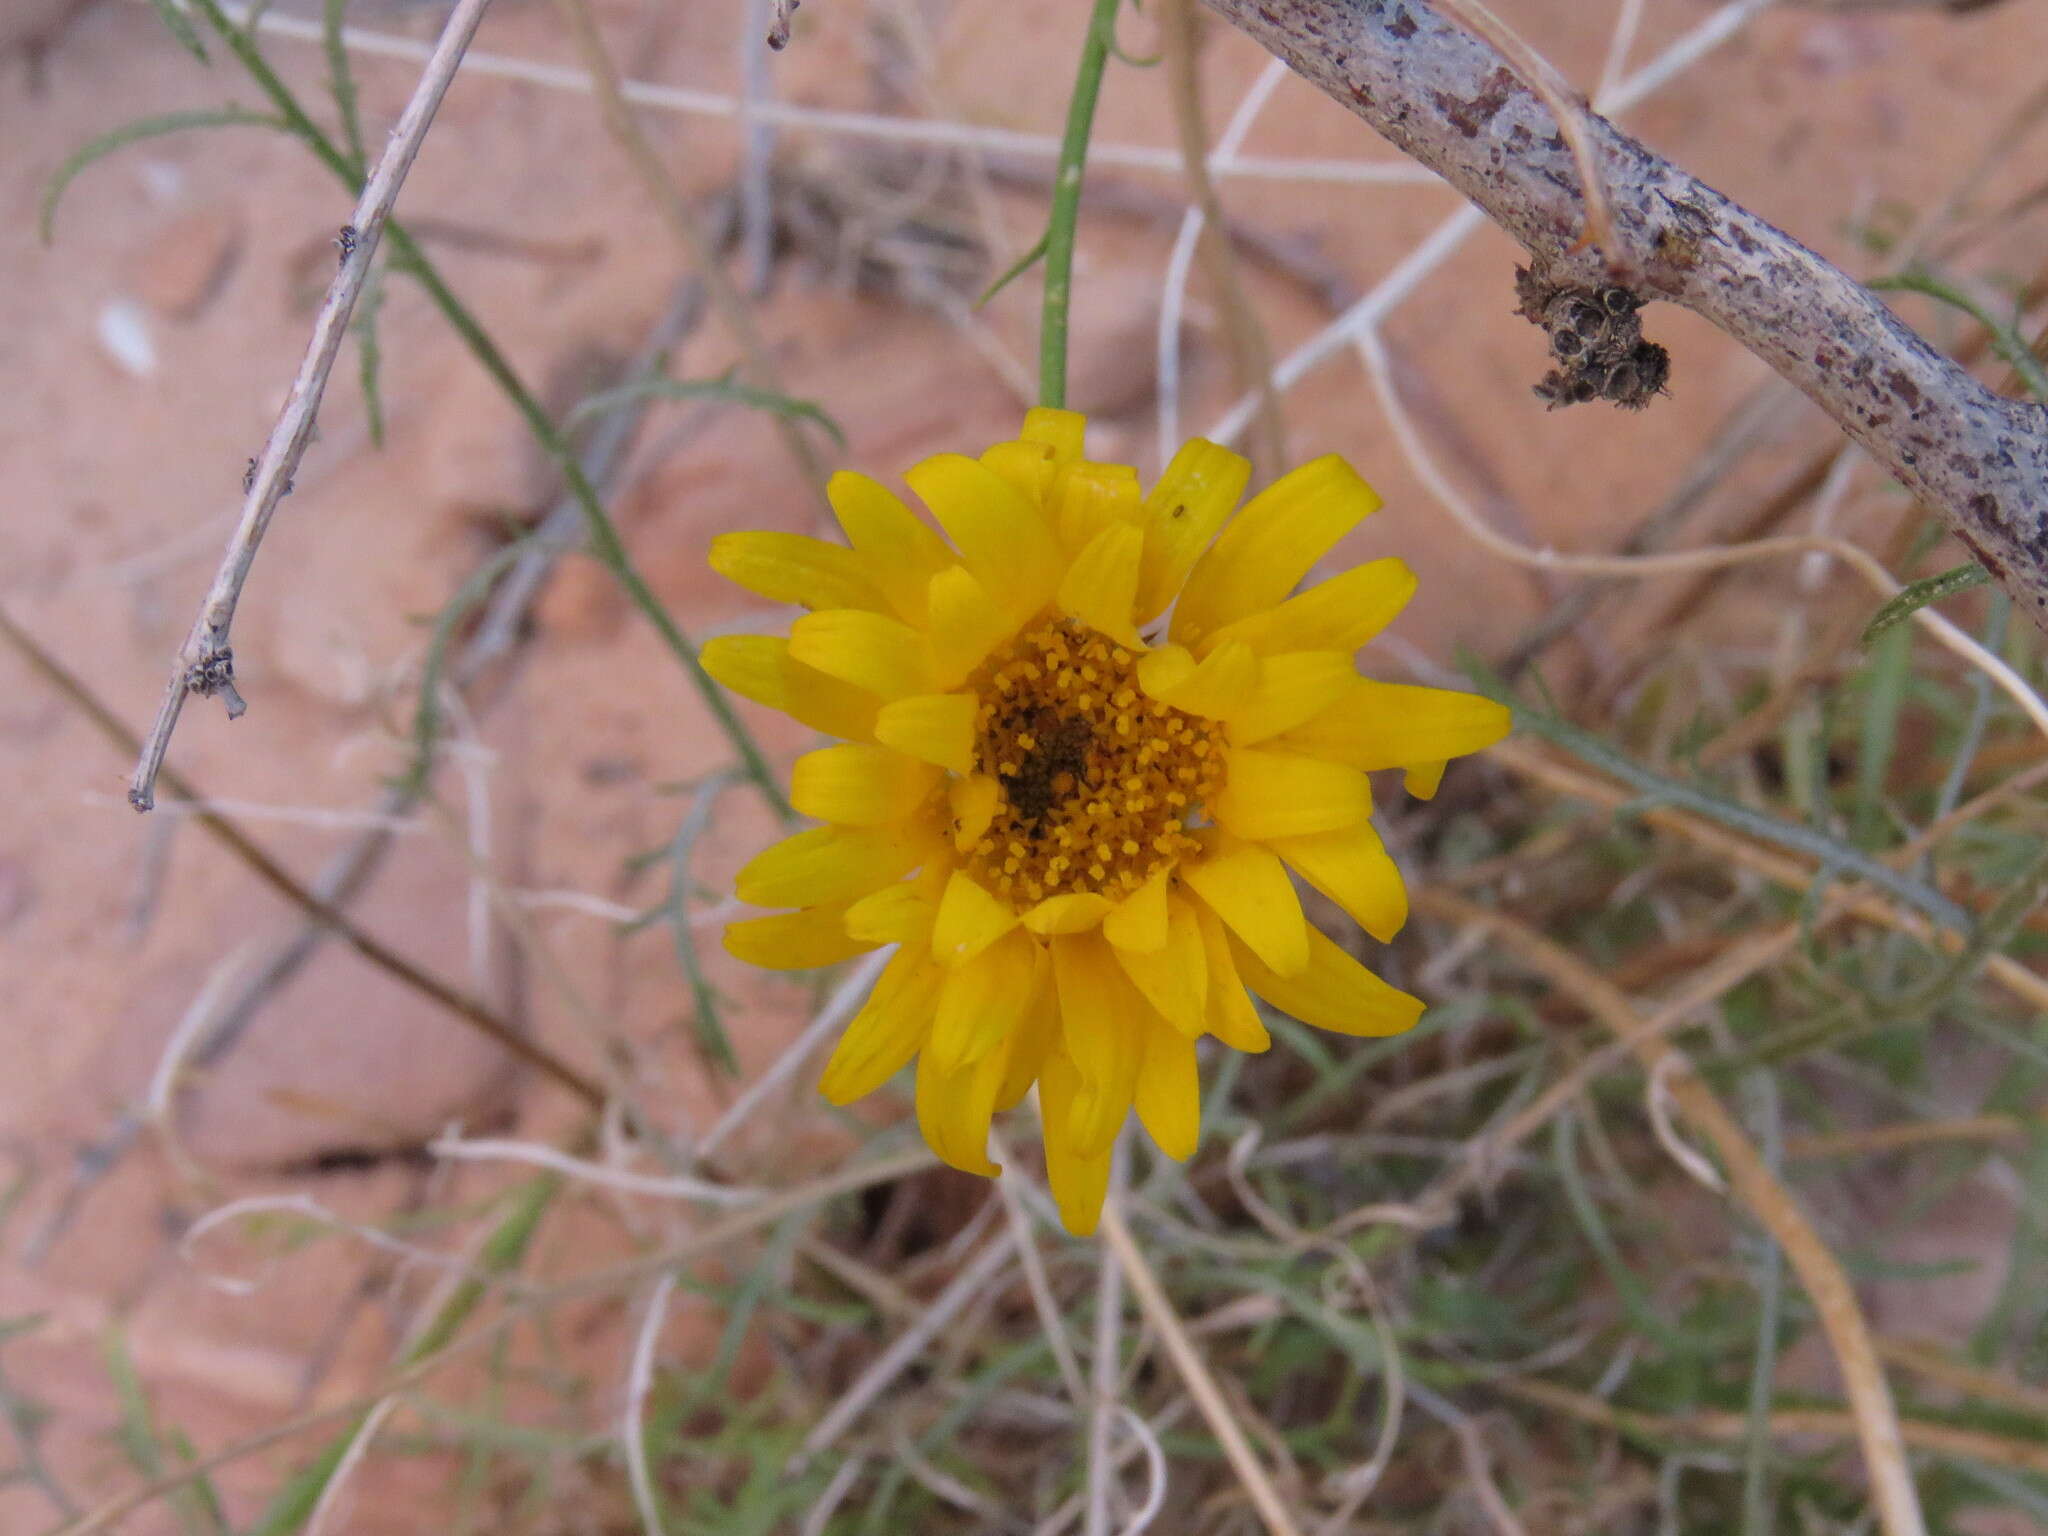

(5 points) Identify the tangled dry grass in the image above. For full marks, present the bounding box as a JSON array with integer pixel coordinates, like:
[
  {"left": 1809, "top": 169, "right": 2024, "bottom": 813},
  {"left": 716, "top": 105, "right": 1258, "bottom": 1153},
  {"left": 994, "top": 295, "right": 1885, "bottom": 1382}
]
[{"left": 5, "top": 1, "right": 2048, "bottom": 1533}]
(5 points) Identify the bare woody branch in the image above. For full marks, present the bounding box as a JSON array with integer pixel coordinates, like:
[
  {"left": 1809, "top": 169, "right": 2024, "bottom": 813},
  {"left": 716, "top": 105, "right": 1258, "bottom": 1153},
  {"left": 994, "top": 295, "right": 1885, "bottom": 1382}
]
[
  {"left": 128, "top": 0, "right": 496, "bottom": 812},
  {"left": 1202, "top": 0, "right": 2048, "bottom": 633}
]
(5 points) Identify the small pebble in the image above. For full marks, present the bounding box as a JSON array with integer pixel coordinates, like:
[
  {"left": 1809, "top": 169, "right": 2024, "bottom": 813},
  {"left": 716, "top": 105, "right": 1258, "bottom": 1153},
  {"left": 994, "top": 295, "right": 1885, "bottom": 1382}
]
[{"left": 97, "top": 298, "right": 158, "bottom": 378}]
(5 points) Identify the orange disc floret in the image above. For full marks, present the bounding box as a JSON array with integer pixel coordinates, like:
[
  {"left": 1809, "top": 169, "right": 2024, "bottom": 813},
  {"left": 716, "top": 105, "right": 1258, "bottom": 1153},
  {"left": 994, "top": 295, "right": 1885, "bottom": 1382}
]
[{"left": 961, "top": 616, "right": 1222, "bottom": 909}]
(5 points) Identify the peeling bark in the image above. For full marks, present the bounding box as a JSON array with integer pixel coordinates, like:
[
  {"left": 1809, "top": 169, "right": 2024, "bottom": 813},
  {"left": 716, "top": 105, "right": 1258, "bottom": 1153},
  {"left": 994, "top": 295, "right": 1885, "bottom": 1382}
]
[{"left": 1204, "top": 0, "right": 2048, "bottom": 632}]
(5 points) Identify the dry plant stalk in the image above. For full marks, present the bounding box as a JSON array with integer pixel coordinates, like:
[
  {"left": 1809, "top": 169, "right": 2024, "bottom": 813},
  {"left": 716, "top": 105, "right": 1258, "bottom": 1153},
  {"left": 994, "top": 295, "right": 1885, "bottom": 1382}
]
[
  {"left": 1497, "top": 1375, "right": 2048, "bottom": 1480},
  {"left": 0, "top": 605, "right": 604, "bottom": 1108},
  {"left": 1160, "top": 0, "right": 1290, "bottom": 472},
  {"left": 547, "top": 0, "right": 833, "bottom": 507},
  {"left": 1430, "top": 0, "right": 1622, "bottom": 267},
  {"left": 1203, "top": 0, "right": 2048, "bottom": 633},
  {"left": 1099, "top": 1195, "right": 1311, "bottom": 1536},
  {"left": 1418, "top": 890, "right": 1928, "bottom": 1536},
  {"left": 128, "top": 0, "right": 498, "bottom": 812}
]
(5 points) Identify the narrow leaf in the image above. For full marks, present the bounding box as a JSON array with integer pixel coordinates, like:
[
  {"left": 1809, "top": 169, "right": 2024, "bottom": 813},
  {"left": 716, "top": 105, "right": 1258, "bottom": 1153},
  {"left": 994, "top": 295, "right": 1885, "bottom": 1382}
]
[
  {"left": 566, "top": 376, "right": 844, "bottom": 446},
  {"left": 43, "top": 108, "right": 283, "bottom": 243},
  {"left": 1860, "top": 561, "right": 1990, "bottom": 647},
  {"left": 977, "top": 231, "right": 1048, "bottom": 309},
  {"left": 147, "top": 0, "right": 212, "bottom": 62},
  {"left": 322, "top": 0, "right": 365, "bottom": 177}
]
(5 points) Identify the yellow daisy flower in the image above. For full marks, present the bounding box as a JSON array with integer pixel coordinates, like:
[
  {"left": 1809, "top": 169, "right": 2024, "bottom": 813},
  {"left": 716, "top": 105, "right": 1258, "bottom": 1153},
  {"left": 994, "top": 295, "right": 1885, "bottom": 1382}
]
[{"left": 705, "top": 410, "right": 1509, "bottom": 1234}]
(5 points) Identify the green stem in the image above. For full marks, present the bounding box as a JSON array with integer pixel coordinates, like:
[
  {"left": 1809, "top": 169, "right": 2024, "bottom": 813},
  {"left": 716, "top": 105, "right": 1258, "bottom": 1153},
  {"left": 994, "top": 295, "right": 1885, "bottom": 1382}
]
[
  {"left": 182, "top": 0, "right": 792, "bottom": 819},
  {"left": 1039, "top": 0, "right": 1123, "bottom": 409}
]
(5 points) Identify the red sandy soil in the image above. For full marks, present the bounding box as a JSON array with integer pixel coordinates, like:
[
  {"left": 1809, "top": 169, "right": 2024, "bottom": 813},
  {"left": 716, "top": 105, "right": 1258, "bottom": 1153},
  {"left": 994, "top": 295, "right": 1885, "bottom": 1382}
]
[{"left": 4, "top": 1, "right": 2045, "bottom": 1528}]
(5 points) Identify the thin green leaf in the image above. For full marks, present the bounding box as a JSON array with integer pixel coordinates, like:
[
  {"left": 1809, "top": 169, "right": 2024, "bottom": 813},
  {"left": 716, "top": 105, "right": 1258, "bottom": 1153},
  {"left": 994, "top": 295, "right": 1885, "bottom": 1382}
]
[
  {"left": 565, "top": 376, "right": 844, "bottom": 446},
  {"left": 353, "top": 260, "right": 387, "bottom": 449},
  {"left": 1462, "top": 659, "right": 1978, "bottom": 939},
  {"left": 147, "top": 0, "right": 211, "bottom": 62},
  {"left": 102, "top": 1329, "right": 164, "bottom": 1482},
  {"left": 164, "top": 1428, "right": 232, "bottom": 1536},
  {"left": 322, "top": 0, "right": 365, "bottom": 178},
  {"left": 976, "top": 231, "right": 1048, "bottom": 310},
  {"left": 1861, "top": 561, "right": 1990, "bottom": 647},
  {"left": 42, "top": 108, "right": 284, "bottom": 243},
  {"left": 1874, "top": 269, "right": 2048, "bottom": 403},
  {"left": 1853, "top": 620, "right": 1911, "bottom": 847},
  {"left": 401, "top": 541, "right": 529, "bottom": 795},
  {"left": 669, "top": 777, "right": 740, "bottom": 1077}
]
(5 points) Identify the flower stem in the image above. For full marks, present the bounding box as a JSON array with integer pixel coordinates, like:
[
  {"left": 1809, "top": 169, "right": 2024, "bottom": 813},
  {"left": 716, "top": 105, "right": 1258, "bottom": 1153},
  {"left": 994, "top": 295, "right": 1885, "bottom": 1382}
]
[{"left": 1040, "top": 0, "right": 1124, "bottom": 409}]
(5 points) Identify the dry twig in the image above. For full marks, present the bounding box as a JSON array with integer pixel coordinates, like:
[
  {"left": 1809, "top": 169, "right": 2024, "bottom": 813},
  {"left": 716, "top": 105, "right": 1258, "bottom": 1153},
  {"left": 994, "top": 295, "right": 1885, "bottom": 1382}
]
[
  {"left": 128, "top": 0, "right": 497, "bottom": 812},
  {"left": 1203, "top": 0, "right": 2048, "bottom": 633},
  {"left": 0, "top": 604, "right": 604, "bottom": 1110},
  {"left": 1099, "top": 1194, "right": 1310, "bottom": 1536}
]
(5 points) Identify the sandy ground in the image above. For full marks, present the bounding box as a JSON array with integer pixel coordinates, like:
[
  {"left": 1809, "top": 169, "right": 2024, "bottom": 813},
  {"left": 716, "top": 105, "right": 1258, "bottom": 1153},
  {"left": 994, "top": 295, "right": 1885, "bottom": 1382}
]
[{"left": 4, "top": 0, "right": 2047, "bottom": 1528}]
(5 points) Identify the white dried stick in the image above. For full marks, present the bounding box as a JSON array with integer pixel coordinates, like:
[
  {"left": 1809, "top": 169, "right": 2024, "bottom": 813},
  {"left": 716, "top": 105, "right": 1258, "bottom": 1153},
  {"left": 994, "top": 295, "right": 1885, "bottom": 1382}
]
[{"left": 129, "top": 0, "right": 496, "bottom": 811}]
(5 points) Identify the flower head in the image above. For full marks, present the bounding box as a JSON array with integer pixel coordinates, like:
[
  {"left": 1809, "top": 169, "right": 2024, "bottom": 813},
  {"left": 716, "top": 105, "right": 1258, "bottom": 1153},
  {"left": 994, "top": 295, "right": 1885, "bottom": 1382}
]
[{"left": 706, "top": 410, "right": 1509, "bottom": 1233}]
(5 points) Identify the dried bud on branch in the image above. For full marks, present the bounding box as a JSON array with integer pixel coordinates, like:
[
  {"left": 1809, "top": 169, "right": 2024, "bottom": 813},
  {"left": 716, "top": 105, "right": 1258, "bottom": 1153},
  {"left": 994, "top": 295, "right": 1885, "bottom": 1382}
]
[{"left": 1203, "top": 0, "right": 2048, "bottom": 633}]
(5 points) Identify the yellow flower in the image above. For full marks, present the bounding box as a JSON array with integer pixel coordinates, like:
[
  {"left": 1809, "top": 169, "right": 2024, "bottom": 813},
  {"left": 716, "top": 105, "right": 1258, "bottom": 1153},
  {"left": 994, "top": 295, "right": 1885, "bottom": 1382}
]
[{"left": 706, "top": 410, "right": 1509, "bottom": 1234}]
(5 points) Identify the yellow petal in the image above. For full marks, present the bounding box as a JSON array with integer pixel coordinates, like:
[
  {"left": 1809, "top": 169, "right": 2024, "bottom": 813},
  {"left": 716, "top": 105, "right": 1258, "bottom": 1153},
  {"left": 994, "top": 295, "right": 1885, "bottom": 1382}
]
[
  {"left": 788, "top": 609, "right": 935, "bottom": 700},
  {"left": 722, "top": 903, "right": 875, "bottom": 970},
  {"left": 926, "top": 565, "right": 1015, "bottom": 688},
  {"left": 1192, "top": 899, "right": 1272, "bottom": 1052},
  {"left": 929, "top": 928, "right": 1041, "bottom": 1074},
  {"left": 1270, "top": 823, "right": 1408, "bottom": 943},
  {"left": 735, "top": 823, "right": 926, "bottom": 909},
  {"left": 931, "top": 868, "right": 1019, "bottom": 965},
  {"left": 1405, "top": 760, "right": 1449, "bottom": 799},
  {"left": 1278, "top": 680, "right": 1512, "bottom": 771},
  {"left": 701, "top": 635, "right": 878, "bottom": 742},
  {"left": 1203, "top": 558, "right": 1417, "bottom": 657},
  {"left": 699, "top": 633, "right": 788, "bottom": 709},
  {"left": 1181, "top": 840, "right": 1309, "bottom": 977},
  {"left": 1230, "top": 925, "right": 1424, "bottom": 1038},
  {"left": 905, "top": 453, "right": 1063, "bottom": 622},
  {"left": 1053, "top": 460, "right": 1143, "bottom": 553},
  {"left": 1050, "top": 933, "right": 1143, "bottom": 1156},
  {"left": 1172, "top": 455, "right": 1383, "bottom": 647},
  {"left": 1056, "top": 521, "right": 1145, "bottom": 648},
  {"left": 1039, "top": 1050, "right": 1113, "bottom": 1234},
  {"left": 1135, "top": 1013, "right": 1200, "bottom": 1161},
  {"left": 982, "top": 439, "right": 1059, "bottom": 507},
  {"left": 1021, "top": 406, "right": 1087, "bottom": 467},
  {"left": 998, "top": 965, "right": 1060, "bottom": 1111},
  {"left": 1136, "top": 438, "right": 1252, "bottom": 622},
  {"left": 1210, "top": 747, "right": 1373, "bottom": 841},
  {"left": 827, "top": 471, "right": 954, "bottom": 625},
  {"left": 1227, "top": 652, "right": 1358, "bottom": 745},
  {"left": 1135, "top": 638, "right": 1257, "bottom": 720},
  {"left": 874, "top": 692, "right": 978, "bottom": 774},
  {"left": 791, "top": 743, "right": 939, "bottom": 827},
  {"left": 780, "top": 659, "right": 884, "bottom": 743},
  {"left": 817, "top": 948, "right": 944, "bottom": 1103},
  {"left": 1111, "top": 894, "right": 1208, "bottom": 1033},
  {"left": 1020, "top": 892, "right": 1114, "bottom": 934},
  {"left": 1100, "top": 867, "right": 1169, "bottom": 953},
  {"left": 949, "top": 774, "right": 1001, "bottom": 853},
  {"left": 916, "top": 1040, "right": 1006, "bottom": 1177},
  {"left": 844, "top": 881, "right": 935, "bottom": 945},
  {"left": 708, "top": 530, "right": 885, "bottom": 612}
]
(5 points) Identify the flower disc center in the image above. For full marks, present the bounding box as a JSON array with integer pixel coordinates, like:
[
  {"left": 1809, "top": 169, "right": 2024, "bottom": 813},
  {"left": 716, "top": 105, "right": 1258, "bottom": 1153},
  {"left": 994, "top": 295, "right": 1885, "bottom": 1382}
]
[{"left": 963, "top": 617, "right": 1224, "bottom": 910}]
